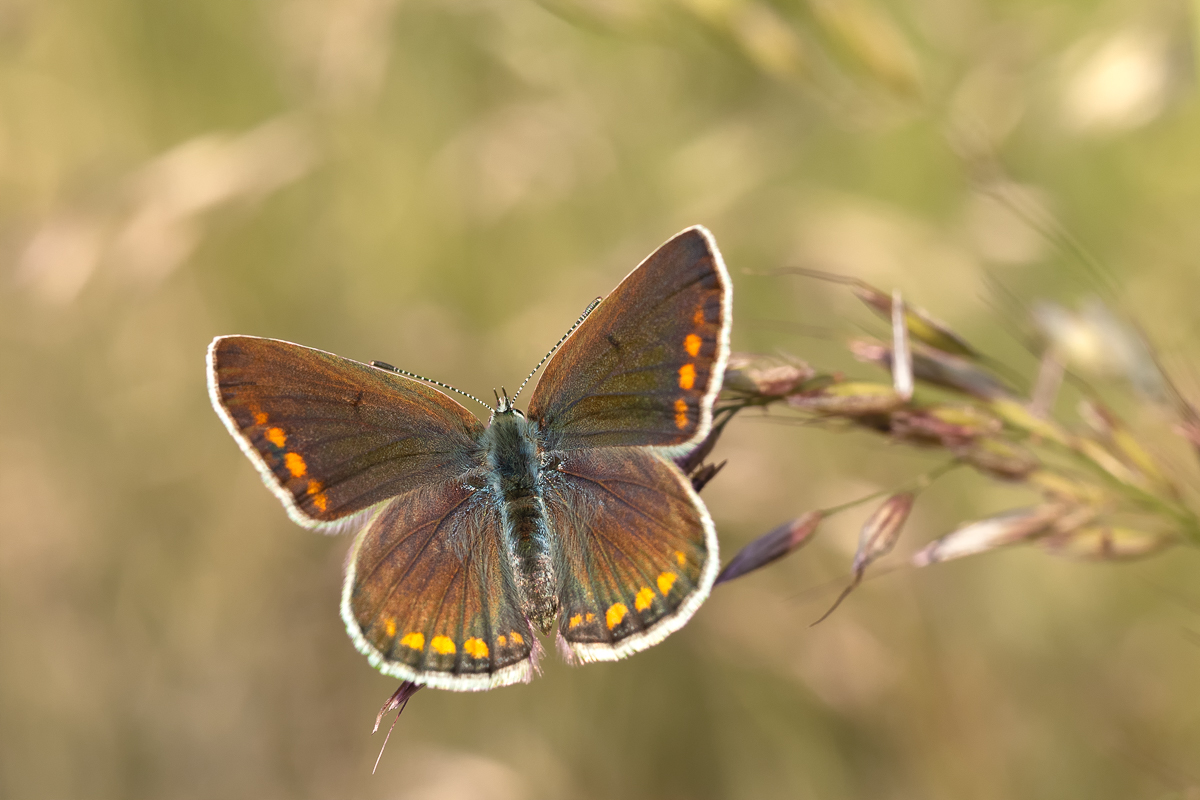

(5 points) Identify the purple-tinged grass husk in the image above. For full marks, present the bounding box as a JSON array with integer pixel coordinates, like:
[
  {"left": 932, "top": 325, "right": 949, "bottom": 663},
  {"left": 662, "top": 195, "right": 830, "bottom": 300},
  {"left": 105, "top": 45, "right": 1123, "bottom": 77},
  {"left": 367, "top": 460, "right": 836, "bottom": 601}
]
[
  {"left": 954, "top": 437, "right": 1040, "bottom": 481},
  {"left": 724, "top": 353, "right": 814, "bottom": 397},
  {"left": 814, "top": 493, "right": 915, "bottom": 624},
  {"left": 715, "top": 512, "right": 823, "bottom": 587},
  {"left": 689, "top": 460, "right": 726, "bottom": 492},
  {"left": 850, "top": 338, "right": 1013, "bottom": 401},
  {"left": 888, "top": 406, "right": 1002, "bottom": 447},
  {"left": 788, "top": 382, "right": 905, "bottom": 416},
  {"left": 372, "top": 681, "right": 422, "bottom": 773},
  {"left": 911, "top": 505, "right": 1068, "bottom": 567}
]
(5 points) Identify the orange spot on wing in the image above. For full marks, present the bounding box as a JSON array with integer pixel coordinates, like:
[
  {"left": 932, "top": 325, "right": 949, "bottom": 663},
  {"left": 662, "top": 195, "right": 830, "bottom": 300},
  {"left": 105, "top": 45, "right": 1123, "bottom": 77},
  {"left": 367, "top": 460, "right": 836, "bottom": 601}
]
[
  {"left": 306, "top": 480, "right": 328, "bottom": 512},
  {"left": 693, "top": 306, "right": 706, "bottom": 326},
  {"left": 497, "top": 635, "right": 507, "bottom": 647},
  {"left": 400, "top": 632, "right": 424, "bottom": 650},
  {"left": 678, "top": 363, "right": 697, "bottom": 390},
  {"left": 568, "top": 614, "right": 583, "bottom": 629},
  {"left": 585, "top": 612, "right": 594, "bottom": 623},
  {"left": 509, "top": 631, "right": 525, "bottom": 645},
  {"left": 635, "top": 587, "right": 654, "bottom": 611},
  {"left": 674, "top": 398, "right": 689, "bottom": 430},
  {"left": 606, "top": 603, "right": 628, "bottom": 629},
  {"left": 384, "top": 618, "right": 396, "bottom": 637},
  {"left": 463, "top": 638, "right": 489, "bottom": 659},
  {"left": 430, "top": 635, "right": 456, "bottom": 655},
  {"left": 657, "top": 572, "right": 677, "bottom": 595},
  {"left": 254, "top": 412, "right": 269, "bottom": 426},
  {"left": 265, "top": 427, "right": 287, "bottom": 448},
  {"left": 675, "top": 550, "right": 687, "bottom": 566},
  {"left": 684, "top": 333, "right": 702, "bottom": 357},
  {"left": 284, "top": 452, "right": 307, "bottom": 478}
]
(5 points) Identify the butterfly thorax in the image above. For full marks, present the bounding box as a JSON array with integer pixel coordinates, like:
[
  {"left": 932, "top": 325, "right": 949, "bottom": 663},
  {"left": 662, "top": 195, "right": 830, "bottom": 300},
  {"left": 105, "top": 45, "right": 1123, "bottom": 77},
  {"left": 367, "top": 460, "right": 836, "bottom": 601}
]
[{"left": 482, "top": 409, "right": 558, "bottom": 633}]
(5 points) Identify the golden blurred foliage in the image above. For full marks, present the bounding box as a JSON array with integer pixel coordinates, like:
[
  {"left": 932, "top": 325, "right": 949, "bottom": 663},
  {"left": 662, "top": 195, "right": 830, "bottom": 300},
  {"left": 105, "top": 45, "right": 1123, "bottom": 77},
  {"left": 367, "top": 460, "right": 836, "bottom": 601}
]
[{"left": 2, "top": 0, "right": 1200, "bottom": 797}]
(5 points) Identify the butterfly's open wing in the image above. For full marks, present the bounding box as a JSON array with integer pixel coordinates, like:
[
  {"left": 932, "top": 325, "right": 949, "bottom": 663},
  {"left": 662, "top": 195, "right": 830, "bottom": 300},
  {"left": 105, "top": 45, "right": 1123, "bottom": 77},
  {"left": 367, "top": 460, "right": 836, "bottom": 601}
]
[
  {"left": 342, "top": 481, "right": 536, "bottom": 690},
  {"left": 544, "top": 447, "right": 718, "bottom": 662},
  {"left": 527, "top": 226, "right": 731, "bottom": 456},
  {"left": 208, "top": 336, "right": 484, "bottom": 531}
]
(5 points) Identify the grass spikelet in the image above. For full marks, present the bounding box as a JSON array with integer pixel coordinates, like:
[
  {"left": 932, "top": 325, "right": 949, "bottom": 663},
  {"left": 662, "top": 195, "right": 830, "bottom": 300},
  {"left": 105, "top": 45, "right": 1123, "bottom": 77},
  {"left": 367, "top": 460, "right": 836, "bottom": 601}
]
[{"left": 714, "top": 277, "right": 1198, "bottom": 592}]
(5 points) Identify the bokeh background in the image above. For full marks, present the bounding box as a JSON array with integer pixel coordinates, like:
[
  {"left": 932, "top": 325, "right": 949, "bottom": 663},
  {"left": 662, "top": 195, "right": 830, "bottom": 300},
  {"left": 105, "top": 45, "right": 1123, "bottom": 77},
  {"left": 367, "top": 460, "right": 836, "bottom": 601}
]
[{"left": 3, "top": 0, "right": 1200, "bottom": 797}]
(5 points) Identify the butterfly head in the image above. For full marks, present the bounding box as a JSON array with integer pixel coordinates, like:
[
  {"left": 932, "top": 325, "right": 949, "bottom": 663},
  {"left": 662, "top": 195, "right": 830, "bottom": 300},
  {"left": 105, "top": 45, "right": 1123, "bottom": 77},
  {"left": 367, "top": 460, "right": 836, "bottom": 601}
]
[{"left": 492, "top": 387, "right": 524, "bottom": 418}]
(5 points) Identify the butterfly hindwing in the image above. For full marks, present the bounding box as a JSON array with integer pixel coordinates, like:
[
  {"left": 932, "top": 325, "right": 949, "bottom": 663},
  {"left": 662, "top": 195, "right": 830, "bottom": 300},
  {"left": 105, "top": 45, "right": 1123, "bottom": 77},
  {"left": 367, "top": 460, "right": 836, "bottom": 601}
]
[
  {"left": 543, "top": 446, "right": 718, "bottom": 662},
  {"left": 527, "top": 226, "right": 731, "bottom": 455},
  {"left": 208, "top": 336, "right": 484, "bottom": 530},
  {"left": 342, "top": 480, "right": 536, "bottom": 690}
]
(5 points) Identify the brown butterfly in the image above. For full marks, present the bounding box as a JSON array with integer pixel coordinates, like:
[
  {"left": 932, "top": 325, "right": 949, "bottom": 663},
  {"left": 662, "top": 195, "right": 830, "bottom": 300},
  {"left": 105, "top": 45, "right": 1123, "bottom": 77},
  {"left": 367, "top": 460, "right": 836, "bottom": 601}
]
[{"left": 207, "top": 226, "right": 731, "bottom": 690}]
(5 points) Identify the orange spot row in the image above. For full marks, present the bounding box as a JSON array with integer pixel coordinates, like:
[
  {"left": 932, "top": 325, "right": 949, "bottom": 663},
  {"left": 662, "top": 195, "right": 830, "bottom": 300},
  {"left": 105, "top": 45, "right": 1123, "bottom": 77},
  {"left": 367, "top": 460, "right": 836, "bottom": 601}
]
[
  {"left": 266, "top": 427, "right": 287, "bottom": 448},
  {"left": 678, "top": 363, "right": 696, "bottom": 390},
  {"left": 635, "top": 587, "right": 654, "bottom": 611},
  {"left": 567, "top": 611, "right": 597, "bottom": 631},
  {"left": 657, "top": 572, "right": 677, "bottom": 595},
  {"left": 496, "top": 630, "right": 525, "bottom": 648},
  {"left": 258, "top": 421, "right": 329, "bottom": 514},
  {"left": 684, "top": 333, "right": 702, "bottom": 357},
  {"left": 384, "top": 618, "right": 397, "bottom": 637},
  {"left": 674, "top": 550, "right": 687, "bottom": 567},
  {"left": 674, "top": 398, "right": 689, "bottom": 430},
  {"left": 606, "top": 603, "right": 628, "bottom": 629},
  {"left": 284, "top": 452, "right": 307, "bottom": 478},
  {"left": 396, "top": 631, "right": 506, "bottom": 659},
  {"left": 306, "top": 480, "right": 328, "bottom": 512}
]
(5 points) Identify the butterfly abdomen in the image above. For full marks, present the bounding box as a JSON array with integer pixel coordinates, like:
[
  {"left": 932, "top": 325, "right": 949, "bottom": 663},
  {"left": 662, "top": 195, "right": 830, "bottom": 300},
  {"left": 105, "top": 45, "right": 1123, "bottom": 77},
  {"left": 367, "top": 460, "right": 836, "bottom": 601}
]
[{"left": 484, "top": 411, "right": 558, "bottom": 633}]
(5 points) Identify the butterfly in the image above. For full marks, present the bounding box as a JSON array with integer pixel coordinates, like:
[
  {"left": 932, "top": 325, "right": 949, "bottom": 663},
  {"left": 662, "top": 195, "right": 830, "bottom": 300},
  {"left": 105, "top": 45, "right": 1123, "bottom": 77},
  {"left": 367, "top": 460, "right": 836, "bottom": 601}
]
[{"left": 207, "top": 226, "right": 732, "bottom": 691}]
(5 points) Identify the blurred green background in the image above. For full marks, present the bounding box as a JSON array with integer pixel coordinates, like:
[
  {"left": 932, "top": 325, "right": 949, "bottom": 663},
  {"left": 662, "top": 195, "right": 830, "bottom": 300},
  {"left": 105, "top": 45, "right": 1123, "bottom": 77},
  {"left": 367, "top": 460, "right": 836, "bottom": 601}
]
[{"left": 3, "top": 0, "right": 1200, "bottom": 797}]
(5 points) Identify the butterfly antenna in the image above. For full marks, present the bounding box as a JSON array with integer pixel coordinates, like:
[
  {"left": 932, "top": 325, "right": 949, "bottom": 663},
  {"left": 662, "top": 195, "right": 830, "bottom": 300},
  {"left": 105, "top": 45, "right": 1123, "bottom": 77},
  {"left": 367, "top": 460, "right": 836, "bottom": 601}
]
[
  {"left": 370, "top": 361, "right": 493, "bottom": 412},
  {"left": 511, "top": 297, "right": 602, "bottom": 403}
]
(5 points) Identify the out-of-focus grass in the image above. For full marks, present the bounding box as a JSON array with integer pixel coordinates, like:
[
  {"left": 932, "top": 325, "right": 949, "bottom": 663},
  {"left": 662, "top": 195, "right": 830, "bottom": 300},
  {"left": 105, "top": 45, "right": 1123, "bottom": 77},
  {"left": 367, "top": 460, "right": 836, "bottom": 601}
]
[{"left": 2, "top": 0, "right": 1200, "bottom": 797}]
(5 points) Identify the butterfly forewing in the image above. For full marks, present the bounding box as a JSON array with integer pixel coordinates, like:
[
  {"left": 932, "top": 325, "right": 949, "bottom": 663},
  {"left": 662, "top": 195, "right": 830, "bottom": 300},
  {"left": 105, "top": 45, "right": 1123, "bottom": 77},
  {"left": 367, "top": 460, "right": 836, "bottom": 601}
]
[
  {"left": 208, "top": 336, "right": 484, "bottom": 529},
  {"left": 544, "top": 447, "right": 718, "bottom": 662},
  {"left": 528, "top": 226, "right": 731, "bottom": 455},
  {"left": 343, "top": 481, "right": 536, "bottom": 690}
]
